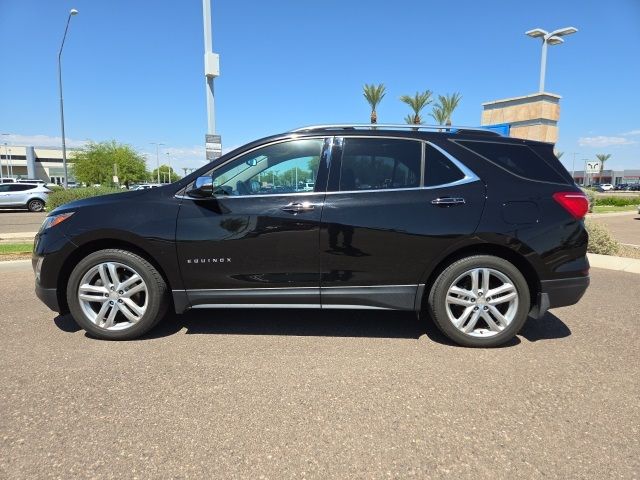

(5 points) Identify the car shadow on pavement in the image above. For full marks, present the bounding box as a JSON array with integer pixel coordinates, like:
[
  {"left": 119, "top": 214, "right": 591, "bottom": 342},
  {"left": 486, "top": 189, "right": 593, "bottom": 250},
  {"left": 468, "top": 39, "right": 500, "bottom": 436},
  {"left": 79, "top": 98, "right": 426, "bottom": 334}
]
[{"left": 52, "top": 309, "right": 571, "bottom": 346}]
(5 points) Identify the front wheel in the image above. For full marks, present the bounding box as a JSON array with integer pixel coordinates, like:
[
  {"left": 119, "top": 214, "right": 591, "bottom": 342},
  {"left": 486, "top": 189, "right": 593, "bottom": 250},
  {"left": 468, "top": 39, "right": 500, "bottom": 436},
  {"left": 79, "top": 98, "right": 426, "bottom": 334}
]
[
  {"left": 66, "top": 249, "right": 169, "bottom": 340},
  {"left": 427, "top": 255, "right": 530, "bottom": 348}
]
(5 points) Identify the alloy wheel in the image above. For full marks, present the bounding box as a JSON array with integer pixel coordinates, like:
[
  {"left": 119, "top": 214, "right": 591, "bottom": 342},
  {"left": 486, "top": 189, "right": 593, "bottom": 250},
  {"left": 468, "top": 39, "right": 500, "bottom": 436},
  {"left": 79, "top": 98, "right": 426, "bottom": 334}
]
[
  {"left": 445, "top": 267, "right": 519, "bottom": 337},
  {"left": 77, "top": 262, "right": 148, "bottom": 330}
]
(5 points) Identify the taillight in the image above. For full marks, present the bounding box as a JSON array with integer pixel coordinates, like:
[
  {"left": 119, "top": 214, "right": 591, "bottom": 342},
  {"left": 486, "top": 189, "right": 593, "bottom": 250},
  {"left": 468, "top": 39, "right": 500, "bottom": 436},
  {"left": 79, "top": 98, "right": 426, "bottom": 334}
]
[{"left": 553, "top": 192, "right": 589, "bottom": 219}]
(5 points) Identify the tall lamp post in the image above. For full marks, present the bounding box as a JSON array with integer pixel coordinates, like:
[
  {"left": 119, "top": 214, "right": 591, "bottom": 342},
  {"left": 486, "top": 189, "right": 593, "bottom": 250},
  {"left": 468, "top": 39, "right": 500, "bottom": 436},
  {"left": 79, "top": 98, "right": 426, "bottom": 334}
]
[
  {"left": 58, "top": 8, "right": 79, "bottom": 188},
  {"left": 202, "top": 0, "right": 221, "bottom": 161},
  {"left": 525, "top": 26, "right": 577, "bottom": 92},
  {"left": 150, "top": 143, "right": 164, "bottom": 184}
]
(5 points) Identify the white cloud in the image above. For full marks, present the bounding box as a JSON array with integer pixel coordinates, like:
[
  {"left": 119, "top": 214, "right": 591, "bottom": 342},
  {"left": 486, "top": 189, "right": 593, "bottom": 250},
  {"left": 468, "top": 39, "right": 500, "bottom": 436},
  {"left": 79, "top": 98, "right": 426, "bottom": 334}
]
[
  {"left": 578, "top": 136, "right": 636, "bottom": 148},
  {"left": 3, "top": 133, "right": 88, "bottom": 149},
  {"left": 621, "top": 129, "right": 640, "bottom": 136}
]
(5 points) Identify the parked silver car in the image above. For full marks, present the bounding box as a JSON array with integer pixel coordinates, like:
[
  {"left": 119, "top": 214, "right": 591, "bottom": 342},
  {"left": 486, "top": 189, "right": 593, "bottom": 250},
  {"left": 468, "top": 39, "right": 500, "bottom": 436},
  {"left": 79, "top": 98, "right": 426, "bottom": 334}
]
[{"left": 0, "top": 183, "right": 51, "bottom": 212}]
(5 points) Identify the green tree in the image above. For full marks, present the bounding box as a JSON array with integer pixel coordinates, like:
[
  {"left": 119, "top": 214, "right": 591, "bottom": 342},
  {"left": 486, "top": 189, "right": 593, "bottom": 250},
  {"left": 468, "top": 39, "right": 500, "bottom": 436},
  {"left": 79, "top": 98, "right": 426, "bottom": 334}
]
[
  {"left": 400, "top": 90, "right": 433, "bottom": 124},
  {"left": 72, "top": 140, "right": 148, "bottom": 188},
  {"left": 362, "top": 83, "right": 386, "bottom": 124},
  {"left": 151, "top": 164, "right": 181, "bottom": 183},
  {"left": 429, "top": 105, "right": 448, "bottom": 125},
  {"left": 433, "top": 93, "right": 462, "bottom": 125},
  {"left": 595, "top": 153, "right": 612, "bottom": 183}
]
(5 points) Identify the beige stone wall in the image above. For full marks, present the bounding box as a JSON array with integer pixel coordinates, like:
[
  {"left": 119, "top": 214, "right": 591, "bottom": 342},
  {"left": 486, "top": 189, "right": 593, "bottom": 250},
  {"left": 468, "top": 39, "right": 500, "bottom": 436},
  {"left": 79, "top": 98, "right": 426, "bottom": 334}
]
[{"left": 481, "top": 93, "right": 561, "bottom": 144}]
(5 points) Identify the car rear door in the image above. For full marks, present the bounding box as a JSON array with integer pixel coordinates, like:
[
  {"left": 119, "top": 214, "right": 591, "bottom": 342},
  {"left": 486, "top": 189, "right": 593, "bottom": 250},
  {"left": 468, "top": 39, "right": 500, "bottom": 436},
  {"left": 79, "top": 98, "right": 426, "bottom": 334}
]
[
  {"left": 4, "top": 184, "right": 33, "bottom": 206},
  {"left": 319, "top": 136, "right": 486, "bottom": 310},
  {"left": 176, "top": 137, "right": 331, "bottom": 308}
]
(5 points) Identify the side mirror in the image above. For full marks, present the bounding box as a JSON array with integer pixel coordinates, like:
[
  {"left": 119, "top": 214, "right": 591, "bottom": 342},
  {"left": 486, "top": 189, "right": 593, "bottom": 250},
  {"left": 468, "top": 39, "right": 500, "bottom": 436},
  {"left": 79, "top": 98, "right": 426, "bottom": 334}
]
[{"left": 187, "top": 176, "right": 214, "bottom": 198}]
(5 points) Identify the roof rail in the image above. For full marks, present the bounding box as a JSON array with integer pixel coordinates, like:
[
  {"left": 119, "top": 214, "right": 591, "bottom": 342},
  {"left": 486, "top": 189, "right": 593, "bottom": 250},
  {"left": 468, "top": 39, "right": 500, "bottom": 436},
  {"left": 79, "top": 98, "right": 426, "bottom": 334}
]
[{"left": 290, "top": 123, "right": 503, "bottom": 136}]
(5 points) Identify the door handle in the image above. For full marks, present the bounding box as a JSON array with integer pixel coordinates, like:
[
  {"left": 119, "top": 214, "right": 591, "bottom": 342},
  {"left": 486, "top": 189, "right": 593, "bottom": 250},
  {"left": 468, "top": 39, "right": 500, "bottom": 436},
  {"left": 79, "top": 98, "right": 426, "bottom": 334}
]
[
  {"left": 281, "top": 202, "right": 316, "bottom": 213},
  {"left": 431, "top": 197, "right": 466, "bottom": 206}
]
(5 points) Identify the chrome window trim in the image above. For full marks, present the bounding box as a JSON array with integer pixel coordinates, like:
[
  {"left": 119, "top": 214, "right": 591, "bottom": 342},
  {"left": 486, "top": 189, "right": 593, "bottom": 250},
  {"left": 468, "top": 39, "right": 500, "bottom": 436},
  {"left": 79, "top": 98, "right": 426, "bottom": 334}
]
[{"left": 177, "top": 136, "right": 480, "bottom": 200}]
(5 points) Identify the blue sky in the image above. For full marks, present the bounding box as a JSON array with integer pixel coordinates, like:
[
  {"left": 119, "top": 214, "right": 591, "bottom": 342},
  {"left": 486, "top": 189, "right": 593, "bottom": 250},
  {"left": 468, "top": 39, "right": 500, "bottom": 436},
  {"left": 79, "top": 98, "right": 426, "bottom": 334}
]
[{"left": 1, "top": 0, "right": 639, "bottom": 172}]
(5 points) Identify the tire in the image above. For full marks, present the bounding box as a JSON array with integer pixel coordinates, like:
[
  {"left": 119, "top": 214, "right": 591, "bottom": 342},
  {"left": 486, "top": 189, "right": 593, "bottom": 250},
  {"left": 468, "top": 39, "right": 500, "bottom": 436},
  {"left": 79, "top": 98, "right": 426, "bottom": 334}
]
[
  {"left": 27, "top": 199, "right": 45, "bottom": 212},
  {"left": 66, "top": 249, "right": 169, "bottom": 340},
  {"left": 427, "top": 255, "right": 530, "bottom": 348}
]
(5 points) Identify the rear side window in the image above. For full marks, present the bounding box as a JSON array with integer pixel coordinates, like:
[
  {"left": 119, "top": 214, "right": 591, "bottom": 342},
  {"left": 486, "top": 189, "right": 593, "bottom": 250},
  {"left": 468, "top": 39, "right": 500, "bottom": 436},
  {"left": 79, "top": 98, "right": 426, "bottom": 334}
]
[
  {"left": 339, "top": 138, "right": 421, "bottom": 191},
  {"left": 7, "top": 184, "right": 33, "bottom": 192},
  {"left": 424, "top": 144, "right": 465, "bottom": 186},
  {"left": 456, "top": 140, "right": 568, "bottom": 183}
]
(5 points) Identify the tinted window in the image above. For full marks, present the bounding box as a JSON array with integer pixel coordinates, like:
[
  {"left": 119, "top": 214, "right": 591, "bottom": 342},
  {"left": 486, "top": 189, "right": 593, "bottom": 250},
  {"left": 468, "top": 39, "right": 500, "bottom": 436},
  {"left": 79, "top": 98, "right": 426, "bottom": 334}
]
[
  {"left": 0, "top": 185, "right": 9, "bottom": 192},
  {"left": 7, "top": 184, "right": 33, "bottom": 192},
  {"left": 456, "top": 140, "right": 567, "bottom": 183},
  {"left": 210, "top": 139, "right": 324, "bottom": 196},
  {"left": 339, "top": 138, "right": 421, "bottom": 191},
  {"left": 424, "top": 144, "right": 465, "bottom": 186}
]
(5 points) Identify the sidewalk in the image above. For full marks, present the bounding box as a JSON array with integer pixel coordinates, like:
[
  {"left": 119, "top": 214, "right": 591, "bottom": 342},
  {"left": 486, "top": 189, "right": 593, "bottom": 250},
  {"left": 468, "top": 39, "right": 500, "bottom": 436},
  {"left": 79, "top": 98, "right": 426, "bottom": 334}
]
[{"left": 0, "top": 232, "right": 37, "bottom": 243}]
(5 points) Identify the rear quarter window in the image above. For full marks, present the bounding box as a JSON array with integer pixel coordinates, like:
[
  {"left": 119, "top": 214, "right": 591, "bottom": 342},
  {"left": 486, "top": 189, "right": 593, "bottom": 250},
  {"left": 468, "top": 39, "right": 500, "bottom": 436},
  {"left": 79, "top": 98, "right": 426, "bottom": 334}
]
[{"left": 455, "top": 140, "right": 568, "bottom": 184}]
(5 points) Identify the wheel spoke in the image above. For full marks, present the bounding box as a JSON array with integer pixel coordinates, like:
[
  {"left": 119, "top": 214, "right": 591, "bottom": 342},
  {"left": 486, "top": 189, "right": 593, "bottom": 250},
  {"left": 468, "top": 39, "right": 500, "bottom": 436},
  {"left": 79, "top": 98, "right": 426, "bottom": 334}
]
[
  {"left": 78, "top": 284, "right": 109, "bottom": 303},
  {"left": 120, "top": 274, "right": 141, "bottom": 291},
  {"left": 470, "top": 269, "right": 479, "bottom": 294},
  {"left": 488, "top": 291, "right": 517, "bottom": 305},
  {"left": 487, "top": 305, "right": 509, "bottom": 330},
  {"left": 449, "top": 286, "right": 475, "bottom": 299},
  {"left": 486, "top": 283, "right": 515, "bottom": 300},
  {"left": 122, "top": 282, "right": 145, "bottom": 298},
  {"left": 107, "top": 263, "right": 120, "bottom": 289},
  {"left": 481, "top": 268, "right": 490, "bottom": 293},
  {"left": 447, "top": 295, "right": 473, "bottom": 307},
  {"left": 102, "top": 305, "right": 118, "bottom": 329},
  {"left": 118, "top": 302, "right": 140, "bottom": 323},
  {"left": 94, "top": 302, "right": 110, "bottom": 326},
  {"left": 462, "top": 309, "right": 482, "bottom": 333},
  {"left": 122, "top": 298, "right": 144, "bottom": 318},
  {"left": 97, "top": 264, "right": 111, "bottom": 288},
  {"left": 453, "top": 306, "right": 474, "bottom": 329}
]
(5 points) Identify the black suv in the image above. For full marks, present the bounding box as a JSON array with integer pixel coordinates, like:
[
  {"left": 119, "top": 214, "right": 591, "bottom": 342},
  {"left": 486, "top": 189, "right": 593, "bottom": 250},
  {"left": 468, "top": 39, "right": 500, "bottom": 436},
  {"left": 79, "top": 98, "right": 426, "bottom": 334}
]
[{"left": 33, "top": 124, "right": 590, "bottom": 347}]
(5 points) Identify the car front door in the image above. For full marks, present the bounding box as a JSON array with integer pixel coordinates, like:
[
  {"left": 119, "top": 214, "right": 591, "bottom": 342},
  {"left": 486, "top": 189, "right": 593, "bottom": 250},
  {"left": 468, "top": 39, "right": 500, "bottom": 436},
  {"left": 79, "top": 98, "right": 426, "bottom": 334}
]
[
  {"left": 319, "top": 136, "right": 486, "bottom": 310},
  {"left": 176, "top": 137, "right": 331, "bottom": 308}
]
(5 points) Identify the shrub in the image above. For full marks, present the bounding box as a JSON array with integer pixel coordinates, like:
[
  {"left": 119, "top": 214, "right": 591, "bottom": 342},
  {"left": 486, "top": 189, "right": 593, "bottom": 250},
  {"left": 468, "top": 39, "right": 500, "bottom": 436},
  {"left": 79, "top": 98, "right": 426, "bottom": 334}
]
[
  {"left": 46, "top": 186, "right": 120, "bottom": 211},
  {"left": 585, "top": 220, "right": 620, "bottom": 256},
  {"left": 581, "top": 188, "right": 595, "bottom": 213},
  {"left": 594, "top": 196, "right": 639, "bottom": 207}
]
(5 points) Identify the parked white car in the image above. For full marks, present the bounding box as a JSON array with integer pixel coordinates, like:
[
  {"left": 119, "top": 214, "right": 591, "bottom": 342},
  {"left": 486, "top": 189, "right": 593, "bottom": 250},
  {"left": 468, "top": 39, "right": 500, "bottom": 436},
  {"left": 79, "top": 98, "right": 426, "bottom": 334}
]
[
  {"left": 598, "top": 183, "right": 614, "bottom": 191},
  {"left": 0, "top": 183, "right": 51, "bottom": 212}
]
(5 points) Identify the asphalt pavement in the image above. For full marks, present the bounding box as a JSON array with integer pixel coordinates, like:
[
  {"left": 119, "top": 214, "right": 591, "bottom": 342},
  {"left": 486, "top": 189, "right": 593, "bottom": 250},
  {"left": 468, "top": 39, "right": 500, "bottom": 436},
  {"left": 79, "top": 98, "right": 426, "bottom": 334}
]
[
  {"left": 589, "top": 211, "right": 640, "bottom": 246},
  {"left": 0, "top": 264, "right": 638, "bottom": 479},
  {"left": 0, "top": 210, "right": 46, "bottom": 235}
]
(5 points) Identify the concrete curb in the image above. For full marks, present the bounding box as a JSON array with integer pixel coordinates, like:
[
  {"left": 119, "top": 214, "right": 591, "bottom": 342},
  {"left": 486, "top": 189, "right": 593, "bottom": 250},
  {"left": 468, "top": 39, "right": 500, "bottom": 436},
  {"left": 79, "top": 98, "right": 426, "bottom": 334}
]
[
  {"left": 2, "top": 254, "right": 640, "bottom": 275},
  {"left": 587, "top": 211, "right": 639, "bottom": 218},
  {"left": 587, "top": 253, "right": 640, "bottom": 274}
]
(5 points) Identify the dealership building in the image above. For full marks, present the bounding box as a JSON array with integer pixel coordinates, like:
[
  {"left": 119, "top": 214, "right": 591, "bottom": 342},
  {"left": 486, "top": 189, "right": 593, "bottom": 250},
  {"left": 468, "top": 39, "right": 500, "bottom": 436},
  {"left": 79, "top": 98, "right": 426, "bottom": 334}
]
[
  {"left": 570, "top": 169, "right": 640, "bottom": 186},
  {"left": 0, "top": 145, "right": 77, "bottom": 184}
]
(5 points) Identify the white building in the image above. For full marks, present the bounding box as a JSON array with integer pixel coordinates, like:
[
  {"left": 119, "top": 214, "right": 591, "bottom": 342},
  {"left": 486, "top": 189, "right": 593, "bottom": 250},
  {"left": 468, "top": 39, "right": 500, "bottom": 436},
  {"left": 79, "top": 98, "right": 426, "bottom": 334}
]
[{"left": 0, "top": 145, "right": 78, "bottom": 184}]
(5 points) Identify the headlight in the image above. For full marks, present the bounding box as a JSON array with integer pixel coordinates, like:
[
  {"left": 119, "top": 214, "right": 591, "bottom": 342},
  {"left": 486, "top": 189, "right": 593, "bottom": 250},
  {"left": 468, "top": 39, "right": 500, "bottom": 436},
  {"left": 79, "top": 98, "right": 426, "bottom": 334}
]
[{"left": 40, "top": 212, "right": 75, "bottom": 231}]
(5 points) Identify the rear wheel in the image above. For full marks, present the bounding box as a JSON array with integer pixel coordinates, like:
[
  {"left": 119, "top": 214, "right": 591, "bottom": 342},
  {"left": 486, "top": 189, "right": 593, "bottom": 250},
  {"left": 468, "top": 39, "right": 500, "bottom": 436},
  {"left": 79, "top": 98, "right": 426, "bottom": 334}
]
[
  {"left": 427, "top": 255, "right": 530, "bottom": 347},
  {"left": 66, "top": 249, "right": 168, "bottom": 340},
  {"left": 27, "top": 199, "right": 45, "bottom": 212}
]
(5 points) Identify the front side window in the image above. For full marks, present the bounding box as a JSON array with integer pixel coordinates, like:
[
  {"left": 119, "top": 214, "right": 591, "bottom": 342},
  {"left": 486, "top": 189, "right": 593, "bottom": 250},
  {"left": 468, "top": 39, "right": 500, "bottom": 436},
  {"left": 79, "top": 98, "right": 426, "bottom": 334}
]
[
  {"left": 338, "top": 138, "right": 421, "bottom": 191},
  {"left": 211, "top": 139, "right": 324, "bottom": 196}
]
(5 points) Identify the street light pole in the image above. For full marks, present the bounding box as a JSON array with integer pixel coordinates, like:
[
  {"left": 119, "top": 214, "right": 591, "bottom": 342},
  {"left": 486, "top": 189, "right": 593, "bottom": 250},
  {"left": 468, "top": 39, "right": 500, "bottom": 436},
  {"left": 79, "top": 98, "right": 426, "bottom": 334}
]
[
  {"left": 202, "top": 0, "right": 221, "bottom": 160},
  {"left": 165, "top": 152, "right": 173, "bottom": 182},
  {"left": 525, "top": 26, "right": 578, "bottom": 92},
  {"left": 58, "top": 8, "right": 79, "bottom": 188},
  {"left": 150, "top": 142, "right": 164, "bottom": 184}
]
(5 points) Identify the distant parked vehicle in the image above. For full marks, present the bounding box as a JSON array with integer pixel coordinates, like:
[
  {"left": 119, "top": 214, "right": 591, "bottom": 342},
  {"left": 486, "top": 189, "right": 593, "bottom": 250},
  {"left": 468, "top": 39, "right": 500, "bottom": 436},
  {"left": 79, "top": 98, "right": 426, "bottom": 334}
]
[
  {"left": 0, "top": 178, "right": 17, "bottom": 183},
  {"left": 132, "top": 184, "right": 161, "bottom": 191},
  {"left": 595, "top": 184, "right": 614, "bottom": 192},
  {"left": 0, "top": 183, "right": 51, "bottom": 211}
]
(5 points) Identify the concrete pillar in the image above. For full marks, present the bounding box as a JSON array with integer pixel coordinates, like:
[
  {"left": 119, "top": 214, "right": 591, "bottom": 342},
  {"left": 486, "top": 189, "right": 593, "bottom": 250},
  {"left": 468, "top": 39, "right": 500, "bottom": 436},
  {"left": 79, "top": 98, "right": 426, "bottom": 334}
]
[
  {"left": 26, "top": 146, "right": 37, "bottom": 179},
  {"left": 481, "top": 92, "right": 561, "bottom": 143}
]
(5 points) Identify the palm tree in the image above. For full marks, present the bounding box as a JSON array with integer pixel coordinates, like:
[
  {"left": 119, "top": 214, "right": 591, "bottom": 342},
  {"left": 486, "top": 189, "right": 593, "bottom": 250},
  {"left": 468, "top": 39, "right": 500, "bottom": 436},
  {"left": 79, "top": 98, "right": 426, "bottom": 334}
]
[
  {"left": 362, "top": 83, "right": 386, "bottom": 124},
  {"left": 400, "top": 90, "right": 433, "bottom": 124},
  {"left": 433, "top": 92, "right": 462, "bottom": 125},
  {"left": 430, "top": 105, "right": 448, "bottom": 125},
  {"left": 596, "top": 153, "right": 612, "bottom": 183}
]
